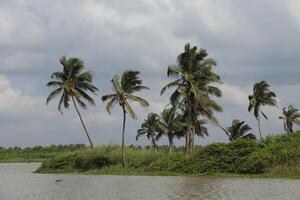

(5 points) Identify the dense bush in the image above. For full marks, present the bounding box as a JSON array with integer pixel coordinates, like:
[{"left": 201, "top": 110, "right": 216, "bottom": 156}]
[{"left": 73, "top": 152, "right": 114, "bottom": 170}]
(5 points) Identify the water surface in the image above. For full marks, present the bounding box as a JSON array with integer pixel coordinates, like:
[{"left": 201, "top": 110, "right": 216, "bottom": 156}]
[{"left": 0, "top": 163, "right": 299, "bottom": 200}]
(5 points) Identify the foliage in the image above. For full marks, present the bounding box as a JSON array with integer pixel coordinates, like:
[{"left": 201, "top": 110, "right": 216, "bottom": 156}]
[{"left": 222, "top": 119, "right": 256, "bottom": 141}]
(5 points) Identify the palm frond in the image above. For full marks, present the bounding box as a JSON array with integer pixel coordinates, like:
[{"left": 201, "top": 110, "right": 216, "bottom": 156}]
[{"left": 46, "top": 87, "right": 63, "bottom": 105}]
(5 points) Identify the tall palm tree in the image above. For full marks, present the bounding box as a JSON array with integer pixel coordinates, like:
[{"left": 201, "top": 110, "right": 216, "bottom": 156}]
[
  {"left": 222, "top": 119, "right": 256, "bottom": 141},
  {"left": 102, "top": 70, "right": 149, "bottom": 167},
  {"left": 248, "top": 81, "right": 277, "bottom": 140},
  {"left": 161, "top": 43, "right": 222, "bottom": 154},
  {"left": 46, "top": 56, "right": 99, "bottom": 148},
  {"left": 136, "top": 113, "right": 160, "bottom": 150},
  {"left": 279, "top": 105, "right": 300, "bottom": 133}
]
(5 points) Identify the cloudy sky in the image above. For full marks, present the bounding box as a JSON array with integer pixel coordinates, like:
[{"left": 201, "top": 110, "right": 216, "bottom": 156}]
[{"left": 1, "top": 0, "right": 300, "bottom": 147}]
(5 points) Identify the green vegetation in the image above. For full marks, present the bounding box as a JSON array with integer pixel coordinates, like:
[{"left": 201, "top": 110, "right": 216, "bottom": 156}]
[
  {"left": 36, "top": 132, "right": 300, "bottom": 178},
  {"left": 0, "top": 144, "right": 85, "bottom": 163},
  {"left": 222, "top": 119, "right": 256, "bottom": 141}
]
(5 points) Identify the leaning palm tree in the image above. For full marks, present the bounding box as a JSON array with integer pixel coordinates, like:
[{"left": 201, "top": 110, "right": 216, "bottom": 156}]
[
  {"left": 222, "top": 119, "right": 256, "bottom": 141},
  {"left": 46, "top": 56, "right": 99, "bottom": 148},
  {"left": 248, "top": 81, "right": 277, "bottom": 140},
  {"left": 279, "top": 105, "right": 300, "bottom": 133},
  {"left": 136, "top": 113, "right": 160, "bottom": 151},
  {"left": 102, "top": 70, "right": 149, "bottom": 167},
  {"left": 161, "top": 43, "right": 222, "bottom": 154}
]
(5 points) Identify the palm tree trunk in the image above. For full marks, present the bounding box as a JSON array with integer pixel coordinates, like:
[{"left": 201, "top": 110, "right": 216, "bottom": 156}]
[
  {"left": 168, "top": 134, "right": 173, "bottom": 153},
  {"left": 186, "top": 97, "right": 191, "bottom": 155},
  {"left": 189, "top": 127, "right": 195, "bottom": 154},
  {"left": 71, "top": 96, "right": 94, "bottom": 148},
  {"left": 121, "top": 105, "right": 126, "bottom": 168},
  {"left": 258, "top": 115, "right": 262, "bottom": 140},
  {"left": 151, "top": 136, "right": 158, "bottom": 152}
]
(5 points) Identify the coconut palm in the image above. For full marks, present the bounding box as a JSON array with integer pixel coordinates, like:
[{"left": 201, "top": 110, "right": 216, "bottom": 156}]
[
  {"left": 178, "top": 107, "right": 209, "bottom": 150},
  {"left": 155, "top": 107, "right": 183, "bottom": 152},
  {"left": 46, "top": 56, "right": 99, "bottom": 148},
  {"left": 279, "top": 105, "right": 300, "bottom": 133},
  {"left": 222, "top": 119, "right": 256, "bottom": 141},
  {"left": 161, "top": 43, "right": 222, "bottom": 154},
  {"left": 248, "top": 81, "right": 277, "bottom": 140},
  {"left": 102, "top": 70, "right": 149, "bottom": 167},
  {"left": 136, "top": 113, "right": 160, "bottom": 150}
]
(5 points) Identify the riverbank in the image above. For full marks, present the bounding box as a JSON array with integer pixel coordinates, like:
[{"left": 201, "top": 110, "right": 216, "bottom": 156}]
[
  {"left": 37, "top": 163, "right": 300, "bottom": 179},
  {"left": 36, "top": 132, "right": 300, "bottom": 179}
]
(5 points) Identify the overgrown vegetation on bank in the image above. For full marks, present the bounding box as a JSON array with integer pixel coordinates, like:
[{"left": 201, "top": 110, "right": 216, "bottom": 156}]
[
  {"left": 36, "top": 132, "right": 300, "bottom": 178},
  {"left": 0, "top": 144, "right": 85, "bottom": 163}
]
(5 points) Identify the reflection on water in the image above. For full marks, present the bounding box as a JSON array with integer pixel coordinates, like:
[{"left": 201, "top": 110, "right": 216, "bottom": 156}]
[{"left": 0, "top": 163, "right": 299, "bottom": 200}]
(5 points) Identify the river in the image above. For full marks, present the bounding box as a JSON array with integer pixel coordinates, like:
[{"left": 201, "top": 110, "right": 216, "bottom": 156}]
[{"left": 0, "top": 163, "right": 299, "bottom": 200}]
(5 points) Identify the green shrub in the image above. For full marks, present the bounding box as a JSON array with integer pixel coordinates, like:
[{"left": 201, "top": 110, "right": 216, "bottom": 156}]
[
  {"left": 72, "top": 150, "right": 114, "bottom": 170},
  {"left": 40, "top": 153, "right": 75, "bottom": 170},
  {"left": 239, "top": 150, "right": 274, "bottom": 174}
]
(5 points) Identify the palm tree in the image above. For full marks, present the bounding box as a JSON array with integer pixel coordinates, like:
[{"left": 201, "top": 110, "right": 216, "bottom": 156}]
[
  {"left": 248, "top": 81, "right": 277, "bottom": 140},
  {"left": 161, "top": 43, "right": 222, "bottom": 154},
  {"left": 102, "top": 70, "right": 149, "bottom": 167},
  {"left": 136, "top": 113, "right": 160, "bottom": 150},
  {"left": 46, "top": 56, "right": 99, "bottom": 148},
  {"left": 279, "top": 105, "right": 300, "bottom": 133},
  {"left": 156, "top": 107, "right": 183, "bottom": 152},
  {"left": 178, "top": 107, "right": 209, "bottom": 151},
  {"left": 222, "top": 119, "right": 256, "bottom": 141}
]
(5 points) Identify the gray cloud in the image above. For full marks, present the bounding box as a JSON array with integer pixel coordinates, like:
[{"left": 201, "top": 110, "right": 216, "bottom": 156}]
[{"left": 0, "top": 0, "right": 300, "bottom": 147}]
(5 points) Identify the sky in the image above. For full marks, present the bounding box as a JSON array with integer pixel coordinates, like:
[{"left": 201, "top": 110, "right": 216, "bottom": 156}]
[{"left": 0, "top": 0, "right": 300, "bottom": 147}]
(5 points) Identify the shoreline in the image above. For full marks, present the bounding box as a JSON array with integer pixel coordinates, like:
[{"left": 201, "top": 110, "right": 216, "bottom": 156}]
[
  {"left": 36, "top": 166, "right": 300, "bottom": 179},
  {"left": 0, "top": 161, "right": 298, "bottom": 179}
]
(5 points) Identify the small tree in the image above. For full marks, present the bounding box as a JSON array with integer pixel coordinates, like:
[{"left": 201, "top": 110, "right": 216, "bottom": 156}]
[{"left": 279, "top": 105, "right": 300, "bottom": 133}]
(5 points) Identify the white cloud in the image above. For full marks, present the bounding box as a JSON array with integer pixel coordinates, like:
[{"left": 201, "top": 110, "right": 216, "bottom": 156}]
[
  {"left": 219, "top": 83, "right": 249, "bottom": 106},
  {"left": 0, "top": 75, "right": 53, "bottom": 118}
]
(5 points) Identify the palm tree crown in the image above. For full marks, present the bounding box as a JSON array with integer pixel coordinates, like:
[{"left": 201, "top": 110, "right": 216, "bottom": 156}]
[
  {"left": 46, "top": 56, "right": 99, "bottom": 148},
  {"left": 102, "top": 70, "right": 149, "bottom": 118},
  {"left": 136, "top": 113, "right": 161, "bottom": 149},
  {"left": 279, "top": 105, "right": 300, "bottom": 133},
  {"left": 223, "top": 119, "right": 255, "bottom": 141}
]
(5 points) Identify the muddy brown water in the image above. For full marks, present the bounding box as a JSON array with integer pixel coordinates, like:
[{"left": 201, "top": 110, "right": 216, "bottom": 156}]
[{"left": 0, "top": 163, "right": 299, "bottom": 200}]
